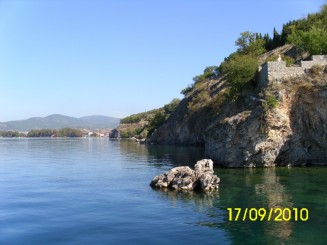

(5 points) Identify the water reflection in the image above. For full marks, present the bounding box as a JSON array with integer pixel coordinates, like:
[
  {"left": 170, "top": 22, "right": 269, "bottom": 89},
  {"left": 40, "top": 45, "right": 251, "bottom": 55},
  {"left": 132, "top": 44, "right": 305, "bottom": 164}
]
[
  {"left": 117, "top": 139, "right": 299, "bottom": 243},
  {"left": 115, "top": 139, "right": 205, "bottom": 168},
  {"left": 256, "top": 168, "right": 294, "bottom": 243},
  {"left": 153, "top": 188, "right": 220, "bottom": 209},
  {"left": 115, "top": 139, "right": 327, "bottom": 244},
  {"left": 150, "top": 167, "right": 299, "bottom": 244},
  {"left": 215, "top": 168, "right": 296, "bottom": 244}
]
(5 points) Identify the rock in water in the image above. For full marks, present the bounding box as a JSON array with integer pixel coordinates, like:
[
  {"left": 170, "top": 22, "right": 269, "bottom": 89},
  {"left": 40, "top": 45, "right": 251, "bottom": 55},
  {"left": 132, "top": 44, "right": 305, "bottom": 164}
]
[{"left": 150, "top": 159, "right": 220, "bottom": 191}]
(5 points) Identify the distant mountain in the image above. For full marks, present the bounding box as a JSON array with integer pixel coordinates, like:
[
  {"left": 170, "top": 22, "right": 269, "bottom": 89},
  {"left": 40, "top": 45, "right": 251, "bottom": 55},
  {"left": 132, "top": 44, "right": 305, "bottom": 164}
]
[
  {"left": 0, "top": 114, "right": 120, "bottom": 131},
  {"left": 80, "top": 115, "right": 120, "bottom": 128}
]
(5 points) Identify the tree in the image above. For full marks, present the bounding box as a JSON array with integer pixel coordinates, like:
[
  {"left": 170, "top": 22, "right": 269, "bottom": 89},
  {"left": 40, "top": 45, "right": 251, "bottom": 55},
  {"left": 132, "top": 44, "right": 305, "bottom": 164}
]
[
  {"left": 288, "top": 26, "right": 327, "bottom": 55},
  {"left": 272, "top": 27, "right": 281, "bottom": 49},
  {"left": 220, "top": 54, "right": 258, "bottom": 97},
  {"left": 235, "top": 31, "right": 266, "bottom": 56}
]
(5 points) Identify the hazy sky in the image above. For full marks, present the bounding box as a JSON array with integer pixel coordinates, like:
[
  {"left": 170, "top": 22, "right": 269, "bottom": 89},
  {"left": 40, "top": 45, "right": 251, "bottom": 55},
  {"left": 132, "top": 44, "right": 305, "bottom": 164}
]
[{"left": 0, "top": 0, "right": 325, "bottom": 121}]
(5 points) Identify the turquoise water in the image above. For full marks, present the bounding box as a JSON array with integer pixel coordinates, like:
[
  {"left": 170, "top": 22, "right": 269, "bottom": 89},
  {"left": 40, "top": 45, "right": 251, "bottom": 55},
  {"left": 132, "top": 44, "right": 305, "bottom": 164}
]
[{"left": 0, "top": 138, "right": 326, "bottom": 245}]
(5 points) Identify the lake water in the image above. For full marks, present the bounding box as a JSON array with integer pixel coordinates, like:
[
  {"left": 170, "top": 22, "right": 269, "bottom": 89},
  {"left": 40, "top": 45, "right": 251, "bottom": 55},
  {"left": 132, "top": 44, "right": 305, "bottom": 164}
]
[{"left": 0, "top": 138, "right": 326, "bottom": 245}]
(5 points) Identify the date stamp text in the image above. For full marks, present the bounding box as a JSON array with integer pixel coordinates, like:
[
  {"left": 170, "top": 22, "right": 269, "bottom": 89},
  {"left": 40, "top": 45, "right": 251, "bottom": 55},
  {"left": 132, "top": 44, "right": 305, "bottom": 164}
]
[{"left": 227, "top": 208, "right": 309, "bottom": 222}]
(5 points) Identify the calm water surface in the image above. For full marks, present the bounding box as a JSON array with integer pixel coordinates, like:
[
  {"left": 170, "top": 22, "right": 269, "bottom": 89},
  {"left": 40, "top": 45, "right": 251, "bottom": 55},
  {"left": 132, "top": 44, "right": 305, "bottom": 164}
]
[{"left": 0, "top": 138, "right": 326, "bottom": 245}]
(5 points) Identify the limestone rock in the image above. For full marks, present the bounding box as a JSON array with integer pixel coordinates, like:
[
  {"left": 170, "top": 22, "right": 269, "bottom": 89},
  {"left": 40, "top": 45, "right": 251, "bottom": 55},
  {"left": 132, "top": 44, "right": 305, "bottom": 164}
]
[
  {"left": 150, "top": 159, "right": 219, "bottom": 191},
  {"left": 147, "top": 50, "right": 327, "bottom": 167},
  {"left": 195, "top": 159, "right": 214, "bottom": 176},
  {"left": 199, "top": 173, "right": 220, "bottom": 191}
]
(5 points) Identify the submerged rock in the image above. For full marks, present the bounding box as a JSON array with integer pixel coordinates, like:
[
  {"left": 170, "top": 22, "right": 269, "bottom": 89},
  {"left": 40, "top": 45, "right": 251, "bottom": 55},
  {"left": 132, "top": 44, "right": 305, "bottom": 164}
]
[{"left": 150, "top": 159, "right": 220, "bottom": 191}]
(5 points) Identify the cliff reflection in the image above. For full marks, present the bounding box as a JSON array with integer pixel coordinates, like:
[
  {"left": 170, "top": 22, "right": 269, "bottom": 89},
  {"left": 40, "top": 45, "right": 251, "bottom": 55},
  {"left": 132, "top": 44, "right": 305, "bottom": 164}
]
[
  {"left": 154, "top": 188, "right": 220, "bottom": 209},
  {"left": 152, "top": 167, "right": 296, "bottom": 244},
  {"left": 115, "top": 139, "right": 327, "bottom": 244},
  {"left": 218, "top": 167, "right": 295, "bottom": 244},
  {"left": 255, "top": 168, "right": 294, "bottom": 242},
  {"left": 116, "top": 139, "right": 205, "bottom": 168}
]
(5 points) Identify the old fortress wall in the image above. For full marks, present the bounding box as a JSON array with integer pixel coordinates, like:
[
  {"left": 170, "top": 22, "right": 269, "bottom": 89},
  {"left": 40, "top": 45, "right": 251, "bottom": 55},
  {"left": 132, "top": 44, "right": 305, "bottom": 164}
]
[{"left": 259, "top": 55, "right": 327, "bottom": 86}]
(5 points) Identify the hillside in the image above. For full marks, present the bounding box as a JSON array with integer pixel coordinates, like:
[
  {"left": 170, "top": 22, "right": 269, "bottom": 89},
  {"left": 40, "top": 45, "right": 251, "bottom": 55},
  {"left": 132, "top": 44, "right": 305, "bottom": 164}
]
[
  {"left": 114, "top": 5, "right": 327, "bottom": 167},
  {"left": 148, "top": 57, "right": 327, "bottom": 167},
  {"left": 110, "top": 99, "right": 180, "bottom": 139},
  {"left": 0, "top": 114, "right": 120, "bottom": 131}
]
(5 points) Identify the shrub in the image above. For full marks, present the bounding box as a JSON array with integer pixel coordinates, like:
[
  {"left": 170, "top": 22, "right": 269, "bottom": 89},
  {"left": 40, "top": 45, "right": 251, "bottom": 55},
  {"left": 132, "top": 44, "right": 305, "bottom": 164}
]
[
  {"left": 120, "top": 131, "right": 130, "bottom": 138},
  {"left": 288, "top": 26, "right": 327, "bottom": 55},
  {"left": 147, "top": 111, "right": 167, "bottom": 137},
  {"left": 181, "top": 85, "right": 193, "bottom": 95},
  {"left": 188, "top": 91, "right": 211, "bottom": 113},
  {"left": 310, "top": 64, "right": 324, "bottom": 77},
  {"left": 120, "top": 115, "right": 141, "bottom": 124},
  {"left": 210, "top": 88, "right": 229, "bottom": 111},
  {"left": 264, "top": 95, "right": 278, "bottom": 110},
  {"left": 164, "top": 98, "right": 180, "bottom": 114},
  {"left": 220, "top": 54, "right": 258, "bottom": 98},
  {"left": 265, "top": 54, "right": 294, "bottom": 66}
]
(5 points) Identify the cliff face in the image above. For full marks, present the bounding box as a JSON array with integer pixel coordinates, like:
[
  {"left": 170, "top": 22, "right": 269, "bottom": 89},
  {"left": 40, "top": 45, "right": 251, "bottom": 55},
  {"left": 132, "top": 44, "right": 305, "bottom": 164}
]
[
  {"left": 147, "top": 99, "right": 209, "bottom": 145},
  {"left": 149, "top": 78, "right": 227, "bottom": 145},
  {"left": 282, "top": 86, "right": 327, "bottom": 165},
  {"left": 149, "top": 72, "right": 327, "bottom": 167}
]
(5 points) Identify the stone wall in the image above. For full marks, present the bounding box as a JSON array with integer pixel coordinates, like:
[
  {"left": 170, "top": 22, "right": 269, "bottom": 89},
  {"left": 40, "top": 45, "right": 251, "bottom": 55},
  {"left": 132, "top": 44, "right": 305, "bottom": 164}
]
[{"left": 259, "top": 55, "right": 327, "bottom": 87}]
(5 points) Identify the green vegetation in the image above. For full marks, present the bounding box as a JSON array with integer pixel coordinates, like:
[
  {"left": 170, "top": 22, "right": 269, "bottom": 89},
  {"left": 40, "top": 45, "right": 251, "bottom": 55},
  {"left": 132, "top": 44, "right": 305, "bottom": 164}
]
[
  {"left": 181, "top": 31, "right": 266, "bottom": 102},
  {"left": 118, "top": 4, "right": 327, "bottom": 139},
  {"left": 180, "top": 5, "right": 327, "bottom": 103},
  {"left": 310, "top": 64, "right": 326, "bottom": 77},
  {"left": 288, "top": 26, "right": 327, "bottom": 55},
  {"left": 220, "top": 54, "right": 259, "bottom": 99},
  {"left": 181, "top": 66, "right": 219, "bottom": 96},
  {"left": 235, "top": 31, "right": 266, "bottom": 56},
  {"left": 27, "top": 128, "right": 83, "bottom": 137},
  {"left": 0, "top": 131, "right": 23, "bottom": 137},
  {"left": 285, "top": 5, "right": 327, "bottom": 55},
  {"left": 146, "top": 111, "right": 167, "bottom": 136},
  {"left": 264, "top": 95, "right": 278, "bottom": 110},
  {"left": 259, "top": 5, "right": 327, "bottom": 54},
  {"left": 120, "top": 109, "right": 160, "bottom": 124},
  {"left": 265, "top": 54, "right": 295, "bottom": 66},
  {"left": 0, "top": 128, "right": 84, "bottom": 137},
  {"left": 117, "top": 99, "right": 181, "bottom": 139},
  {"left": 27, "top": 129, "right": 56, "bottom": 137}
]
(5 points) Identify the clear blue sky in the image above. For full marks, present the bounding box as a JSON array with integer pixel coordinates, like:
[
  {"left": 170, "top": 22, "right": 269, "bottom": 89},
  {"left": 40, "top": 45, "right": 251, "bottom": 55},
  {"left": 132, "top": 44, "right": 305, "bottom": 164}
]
[{"left": 0, "top": 0, "right": 325, "bottom": 121}]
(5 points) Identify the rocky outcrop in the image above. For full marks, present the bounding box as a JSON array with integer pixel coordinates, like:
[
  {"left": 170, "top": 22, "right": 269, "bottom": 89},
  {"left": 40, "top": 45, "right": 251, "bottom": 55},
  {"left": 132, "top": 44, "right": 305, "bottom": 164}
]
[
  {"left": 205, "top": 78, "right": 327, "bottom": 167},
  {"left": 148, "top": 68, "right": 327, "bottom": 167},
  {"left": 205, "top": 92, "right": 292, "bottom": 167},
  {"left": 150, "top": 159, "right": 220, "bottom": 191},
  {"left": 148, "top": 98, "right": 209, "bottom": 145},
  {"left": 109, "top": 128, "right": 120, "bottom": 138}
]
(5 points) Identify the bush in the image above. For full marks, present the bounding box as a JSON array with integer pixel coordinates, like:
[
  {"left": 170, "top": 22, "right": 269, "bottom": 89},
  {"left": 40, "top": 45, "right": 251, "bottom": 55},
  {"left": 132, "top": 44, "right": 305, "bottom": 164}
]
[
  {"left": 265, "top": 54, "right": 294, "bottom": 66},
  {"left": 181, "top": 66, "right": 219, "bottom": 96},
  {"left": 147, "top": 111, "right": 167, "bottom": 137},
  {"left": 265, "top": 95, "right": 278, "bottom": 109},
  {"left": 120, "top": 131, "right": 130, "bottom": 138},
  {"left": 188, "top": 91, "right": 211, "bottom": 113},
  {"left": 310, "top": 64, "right": 324, "bottom": 77},
  {"left": 288, "top": 26, "right": 327, "bottom": 55},
  {"left": 164, "top": 99, "right": 180, "bottom": 114},
  {"left": 120, "top": 115, "right": 141, "bottom": 124},
  {"left": 181, "top": 85, "right": 193, "bottom": 95},
  {"left": 220, "top": 54, "right": 258, "bottom": 98}
]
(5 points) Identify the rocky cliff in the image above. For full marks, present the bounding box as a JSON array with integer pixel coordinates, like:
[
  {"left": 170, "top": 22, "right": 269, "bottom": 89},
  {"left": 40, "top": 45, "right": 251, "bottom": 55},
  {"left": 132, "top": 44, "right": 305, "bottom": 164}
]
[{"left": 148, "top": 66, "right": 327, "bottom": 167}]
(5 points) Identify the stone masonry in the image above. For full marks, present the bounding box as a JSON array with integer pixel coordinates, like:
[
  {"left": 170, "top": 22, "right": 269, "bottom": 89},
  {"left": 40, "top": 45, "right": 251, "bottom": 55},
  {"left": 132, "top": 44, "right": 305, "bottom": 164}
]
[{"left": 259, "top": 55, "right": 327, "bottom": 87}]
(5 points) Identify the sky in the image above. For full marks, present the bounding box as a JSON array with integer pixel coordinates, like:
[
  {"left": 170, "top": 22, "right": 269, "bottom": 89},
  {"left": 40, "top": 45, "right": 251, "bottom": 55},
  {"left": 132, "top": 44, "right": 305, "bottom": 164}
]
[{"left": 0, "top": 0, "right": 325, "bottom": 121}]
